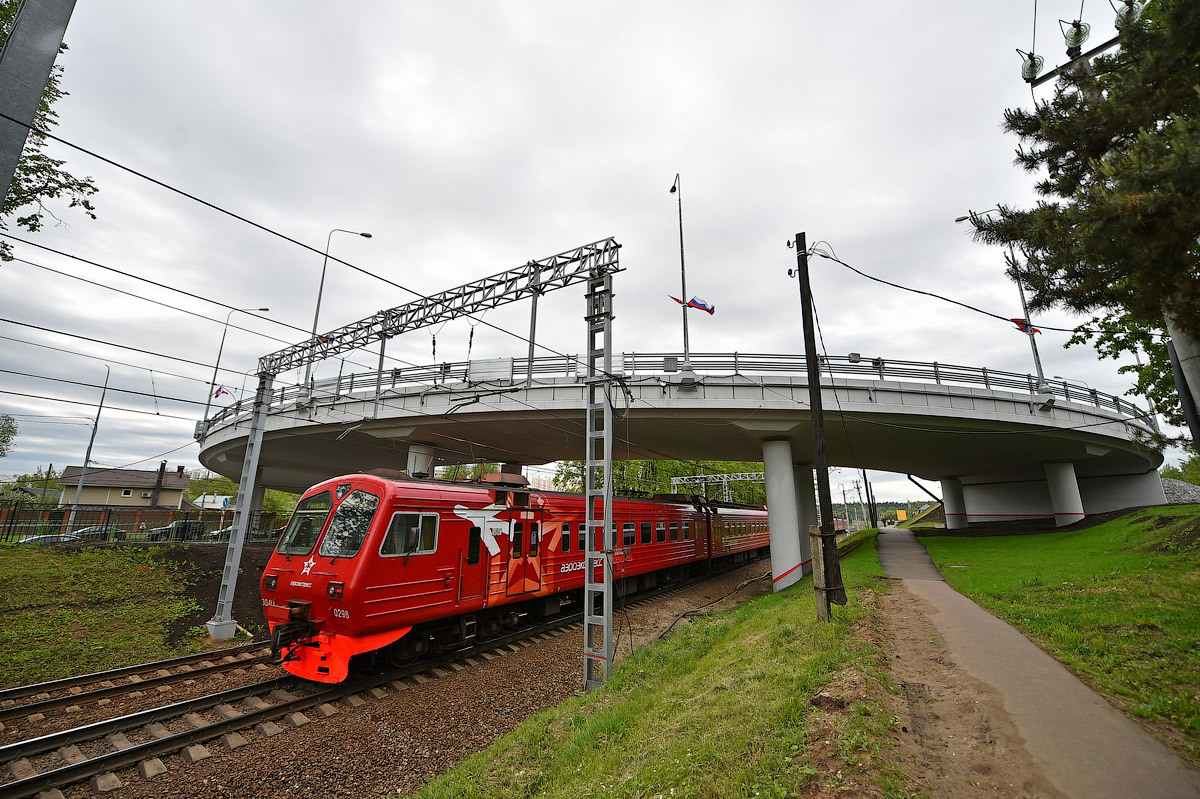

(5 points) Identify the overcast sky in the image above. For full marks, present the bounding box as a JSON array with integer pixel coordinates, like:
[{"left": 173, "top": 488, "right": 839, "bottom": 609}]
[{"left": 0, "top": 1, "right": 1177, "bottom": 502}]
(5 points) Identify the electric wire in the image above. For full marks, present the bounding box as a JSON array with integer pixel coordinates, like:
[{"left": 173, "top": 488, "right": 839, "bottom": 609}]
[
  {"left": 0, "top": 114, "right": 576, "bottom": 363},
  {"left": 0, "top": 368, "right": 206, "bottom": 408}
]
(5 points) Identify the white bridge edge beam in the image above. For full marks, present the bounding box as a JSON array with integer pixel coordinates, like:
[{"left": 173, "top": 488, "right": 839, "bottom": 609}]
[
  {"left": 1045, "top": 461, "right": 1085, "bottom": 527},
  {"left": 763, "top": 439, "right": 805, "bottom": 592},
  {"left": 941, "top": 477, "right": 967, "bottom": 530}
]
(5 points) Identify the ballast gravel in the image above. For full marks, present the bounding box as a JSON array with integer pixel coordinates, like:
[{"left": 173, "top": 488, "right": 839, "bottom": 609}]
[{"left": 59, "top": 562, "right": 772, "bottom": 799}]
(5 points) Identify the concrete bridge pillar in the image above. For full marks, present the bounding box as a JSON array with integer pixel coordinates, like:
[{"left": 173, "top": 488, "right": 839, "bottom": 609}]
[
  {"left": 762, "top": 439, "right": 806, "bottom": 592},
  {"left": 941, "top": 478, "right": 967, "bottom": 529},
  {"left": 1044, "top": 461, "right": 1085, "bottom": 527},
  {"left": 793, "top": 464, "right": 815, "bottom": 575}
]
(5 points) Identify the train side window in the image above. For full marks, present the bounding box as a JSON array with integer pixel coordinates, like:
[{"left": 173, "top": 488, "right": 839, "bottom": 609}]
[
  {"left": 511, "top": 523, "right": 524, "bottom": 557},
  {"left": 529, "top": 524, "right": 539, "bottom": 555},
  {"left": 623, "top": 522, "right": 635, "bottom": 547},
  {"left": 561, "top": 522, "right": 571, "bottom": 553},
  {"left": 683, "top": 521, "right": 692, "bottom": 541},
  {"left": 578, "top": 524, "right": 586, "bottom": 552},
  {"left": 467, "top": 526, "right": 481, "bottom": 565},
  {"left": 640, "top": 521, "right": 652, "bottom": 545},
  {"left": 669, "top": 521, "right": 679, "bottom": 541},
  {"left": 380, "top": 512, "right": 439, "bottom": 557},
  {"left": 656, "top": 521, "right": 666, "bottom": 543}
]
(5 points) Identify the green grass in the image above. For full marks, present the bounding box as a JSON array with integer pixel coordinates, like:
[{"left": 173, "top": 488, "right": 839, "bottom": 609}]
[
  {"left": 412, "top": 535, "right": 915, "bottom": 799},
  {"left": 0, "top": 545, "right": 203, "bottom": 687},
  {"left": 920, "top": 505, "right": 1200, "bottom": 753}
]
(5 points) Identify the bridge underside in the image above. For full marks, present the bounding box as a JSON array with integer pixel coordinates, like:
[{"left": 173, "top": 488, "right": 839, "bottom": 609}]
[{"left": 200, "top": 373, "right": 1165, "bottom": 586}]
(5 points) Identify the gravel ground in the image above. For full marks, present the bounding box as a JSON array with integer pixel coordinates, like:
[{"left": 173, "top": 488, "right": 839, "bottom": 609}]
[
  {"left": 60, "top": 561, "right": 773, "bottom": 799},
  {"left": 1162, "top": 477, "right": 1200, "bottom": 504}
]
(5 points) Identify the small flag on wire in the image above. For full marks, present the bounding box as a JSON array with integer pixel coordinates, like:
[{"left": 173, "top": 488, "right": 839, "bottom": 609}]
[
  {"left": 670, "top": 295, "right": 716, "bottom": 315},
  {"left": 213, "top": 386, "right": 230, "bottom": 399},
  {"left": 1011, "top": 318, "right": 1041, "bottom": 334},
  {"left": 318, "top": 335, "right": 334, "bottom": 343}
]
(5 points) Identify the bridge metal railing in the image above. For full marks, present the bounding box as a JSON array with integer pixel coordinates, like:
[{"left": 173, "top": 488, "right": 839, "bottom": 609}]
[{"left": 202, "top": 352, "right": 1150, "bottom": 436}]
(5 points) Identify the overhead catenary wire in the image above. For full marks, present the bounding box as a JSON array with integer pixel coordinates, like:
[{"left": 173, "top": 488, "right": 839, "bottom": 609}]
[{"left": 0, "top": 113, "right": 577, "bottom": 364}]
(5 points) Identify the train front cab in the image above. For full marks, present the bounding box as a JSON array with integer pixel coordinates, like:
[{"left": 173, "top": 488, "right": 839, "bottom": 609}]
[{"left": 263, "top": 481, "right": 415, "bottom": 682}]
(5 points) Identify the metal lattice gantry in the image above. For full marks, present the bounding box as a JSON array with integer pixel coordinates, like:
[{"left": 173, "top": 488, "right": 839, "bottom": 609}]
[
  {"left": 206, "top": 237, "right": 622, "bottom": 641},
  {"left": 259, "top": 237, "right": 622, "bottom": 377},
  {"left": 669, "top": 472, "right": 766, "bottom": 502}
]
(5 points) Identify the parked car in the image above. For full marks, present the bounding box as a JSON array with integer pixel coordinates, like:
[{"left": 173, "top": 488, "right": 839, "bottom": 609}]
[
  {"left": 145, "top": 520, "right": 208, "bottom": 542},
  {"left": 18, "top": 534, "right": 82, "bottom": 545},
  {"left": 72, "top": 525, "right": 119, "bottom": 541}
]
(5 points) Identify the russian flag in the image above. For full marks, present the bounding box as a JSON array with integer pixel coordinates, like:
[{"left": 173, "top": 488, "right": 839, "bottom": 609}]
[
  {"left": 1011, "top": 318, "right": 1040, "bottom": 334},
  {"left": 318, "top": 335, "right": 334, "bottom": 343},
  {"left": 214, "top": 386, "right": 230, "bottom": 399},
  {"left": 670, "top": 296, "right": 716, "bottom": 315}
]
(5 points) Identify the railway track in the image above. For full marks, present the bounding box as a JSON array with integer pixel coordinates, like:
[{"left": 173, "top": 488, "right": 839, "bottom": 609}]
[
  {"left": 0, "top": 564, "right": 752, "bottom": 798},
  {"left": 0, "top": 643, "right": 270, "bottom": 727}
]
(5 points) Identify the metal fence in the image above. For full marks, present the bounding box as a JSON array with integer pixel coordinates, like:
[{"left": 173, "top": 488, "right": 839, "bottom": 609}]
[
  {"left": 0, "top": 502, "right": 286, "bottom": 545},
  {"left": 202, "top": 351, "right": 1151, "bottom": 436}
]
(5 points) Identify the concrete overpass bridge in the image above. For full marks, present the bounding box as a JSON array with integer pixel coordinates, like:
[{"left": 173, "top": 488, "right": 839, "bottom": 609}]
[{"left": 198, "top": 351, "right": 1165, "bottom": 589}]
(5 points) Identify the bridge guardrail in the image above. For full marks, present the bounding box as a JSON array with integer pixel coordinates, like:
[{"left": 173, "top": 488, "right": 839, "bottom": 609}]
[{"left": 201, "top": 352, "right": 1149, "bottom": 437}]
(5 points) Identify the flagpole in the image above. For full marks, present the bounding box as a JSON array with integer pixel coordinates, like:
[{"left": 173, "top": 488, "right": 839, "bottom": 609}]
[
  {"left": 670, "top": 174, "right": 691, "bottom": 370},
  {"left": 201, "top": 307, "right": 268, "bottom": 436},
  {"left": 1017, "top": 262, "right": 1046, "bottom": 391}
]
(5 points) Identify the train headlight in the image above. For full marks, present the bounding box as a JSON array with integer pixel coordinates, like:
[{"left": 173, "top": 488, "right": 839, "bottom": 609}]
[
  {"left": 263, "top": 575, "right": 278, "bottom": 591},
  {"left": 327, "top": 581, "right": 345, "bottom": 601}
]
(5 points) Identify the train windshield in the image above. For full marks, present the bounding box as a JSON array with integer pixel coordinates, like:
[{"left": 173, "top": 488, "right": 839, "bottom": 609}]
[
  {"left": 276, "top": 491, "right": 333, "bottom": 555},
  {"left": 318, "top": 489, "right": 380, "bottom": 559}
]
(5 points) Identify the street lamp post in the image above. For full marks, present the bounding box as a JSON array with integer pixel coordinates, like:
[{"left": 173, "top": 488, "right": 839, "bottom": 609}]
[
  {"left": 201, "top": 307, "right": 269, "bottom": 433},
  {"left": 669, "top": 174, "right": 691, "bottom": 371},
  {"left": 956, "top": 210, "right": 1049, "bottom": 391},
  {"left": 304, "top": 228, "right": 372, "bottom": 385}
]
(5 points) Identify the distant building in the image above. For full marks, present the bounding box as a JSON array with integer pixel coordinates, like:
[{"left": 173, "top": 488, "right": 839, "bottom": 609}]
[
  {"left": 194, "top": 494, "right": 234, "bottom": 510},
  {"left": 58, "top": 465, "right": 190, "bottom": 508}
]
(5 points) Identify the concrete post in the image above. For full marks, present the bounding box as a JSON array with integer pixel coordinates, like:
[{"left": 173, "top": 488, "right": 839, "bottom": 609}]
[
  {"left": 1044, "top": 462, "right": 1085, "bottom": 527},
  {"left": 941, "top": 478, "right": 967, "bottom": 530},
  {"left": 795, "top": 465, "right": 816, "bottom": 572},
  {"left": 763, "top": 439, "right": 805, "bottom": 591}
]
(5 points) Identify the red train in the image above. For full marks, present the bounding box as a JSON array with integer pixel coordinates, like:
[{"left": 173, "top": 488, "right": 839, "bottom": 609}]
[{"left": 261, "top": 471, "right": 771, "bottom": 682}]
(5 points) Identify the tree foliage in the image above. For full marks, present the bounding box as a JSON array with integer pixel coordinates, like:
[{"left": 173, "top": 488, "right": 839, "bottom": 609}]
[
  {"left": 1160, "top": 453, "right": 1200, "bottom": 485},
  {"left": 0, "top": 413, "right": 16, "bottom": 458},
  {"left": 970, "top": 1, "right": 1200, "bottom": 446},
  {"left": 553, "top": 460, "right": 768, "bottom": 505},
  {"left": 1066, "top": 312, "right": 1183, "bottom": 429},
  {"left": 0, "top": 0, "right": 98, "bottom": 260}
]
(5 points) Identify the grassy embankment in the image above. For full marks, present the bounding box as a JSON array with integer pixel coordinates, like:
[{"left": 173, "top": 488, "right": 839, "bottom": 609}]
[
  {"left": 0, "top": 545, "right": 203, "bottom": 687},
  {"left": 920, "top": 505, "right": 1200, "bottom": 760},
  {"left": 413, "top": 532, "right": 917, "bottom": 799}
]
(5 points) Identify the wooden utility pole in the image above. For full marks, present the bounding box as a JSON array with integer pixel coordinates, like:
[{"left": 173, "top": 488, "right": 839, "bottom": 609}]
[{"left": 791, "top": 232, "right": 847, "bottom": 620}]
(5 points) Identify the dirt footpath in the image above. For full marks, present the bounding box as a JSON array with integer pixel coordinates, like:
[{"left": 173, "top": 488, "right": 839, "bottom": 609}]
[{"left": 879, "top": 584, "right": 1068, "bottom": 798}]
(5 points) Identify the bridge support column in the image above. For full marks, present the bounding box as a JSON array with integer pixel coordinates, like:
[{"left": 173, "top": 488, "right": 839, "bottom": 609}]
[
  {"left": 1044, "top": 462, "right": 1085, "bottom": 527},
  {"left": 794, "top": 464, "right": 815, "bottom": 573},
  {"left": 763, "top": 439, "right": 806, "bottom": 592},
  {"left": 941, "top": 478, "right": 967, "bottom": 529}
]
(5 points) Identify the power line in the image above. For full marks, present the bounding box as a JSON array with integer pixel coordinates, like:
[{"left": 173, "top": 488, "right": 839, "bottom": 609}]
[{"left": 0, "top": 368, "right": 206, "bottom": 408}]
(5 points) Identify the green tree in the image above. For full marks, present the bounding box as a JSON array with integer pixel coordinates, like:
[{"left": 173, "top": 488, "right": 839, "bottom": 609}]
[
  {"left": 554, "top": 460, "right": 767, "bottom": 505},
  {"left": 969, "top": 1, "right": 1199, "bottom": 446},
  {"left": 0, "top": 0, "right": 98, "bottom": 261},
  {"left": 0, "top": 413, "right": 16, "bottom": 458},
  {"left": 1160, "top": 454, "right": 1200, "bottom": 485}
]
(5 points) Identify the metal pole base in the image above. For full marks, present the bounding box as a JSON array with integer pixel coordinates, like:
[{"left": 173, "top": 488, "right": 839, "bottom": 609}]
[{"left": 206, "top": 618, "right": 239, "bottom": 640}]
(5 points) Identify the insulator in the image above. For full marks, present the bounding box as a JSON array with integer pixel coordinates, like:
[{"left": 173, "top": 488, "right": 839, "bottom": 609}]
[{"left": 1017, "top": 49, "right": 1045, "bottom": 82}]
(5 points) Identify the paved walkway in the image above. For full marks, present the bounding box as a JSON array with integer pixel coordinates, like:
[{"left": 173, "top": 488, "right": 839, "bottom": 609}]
[{"left": 876, "top": 527, "right": 1200, "bottom": 799}]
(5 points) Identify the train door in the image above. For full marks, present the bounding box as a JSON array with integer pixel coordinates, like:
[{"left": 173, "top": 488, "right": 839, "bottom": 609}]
[
  {"left": 458, "top": 524, "right": 487, "bottom": 602},
  {"left": 505, "top": 503, "right": 544, "bottom": 596}
]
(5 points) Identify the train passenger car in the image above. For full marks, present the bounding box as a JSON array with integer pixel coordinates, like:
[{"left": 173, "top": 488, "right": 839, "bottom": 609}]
[{"left": 262, "top": 472, "right": 770, "bottom": 682}]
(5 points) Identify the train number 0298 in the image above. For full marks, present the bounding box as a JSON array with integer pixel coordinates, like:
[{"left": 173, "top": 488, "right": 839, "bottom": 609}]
[{"left": 332, "top": 608, "right": 350, "bottom": 619}]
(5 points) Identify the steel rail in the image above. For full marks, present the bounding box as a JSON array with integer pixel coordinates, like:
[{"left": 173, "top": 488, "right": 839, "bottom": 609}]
[
  {"left": 0, "top": 642, "right": 265, "bottom": 705},
  {"left": 0, "top": 652, "right": 272, "bottom": 724}
]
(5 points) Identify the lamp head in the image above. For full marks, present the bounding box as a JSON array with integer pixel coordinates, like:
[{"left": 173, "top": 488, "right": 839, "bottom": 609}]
[
  {"left": 670, "top": 173, "right": 680, "bottom": 193},
  {"left": 360, "top": 232, "right": 373, "bottom": 238}
]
